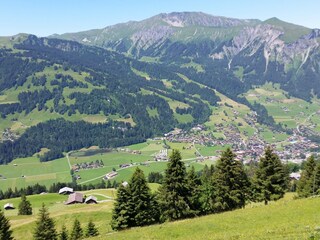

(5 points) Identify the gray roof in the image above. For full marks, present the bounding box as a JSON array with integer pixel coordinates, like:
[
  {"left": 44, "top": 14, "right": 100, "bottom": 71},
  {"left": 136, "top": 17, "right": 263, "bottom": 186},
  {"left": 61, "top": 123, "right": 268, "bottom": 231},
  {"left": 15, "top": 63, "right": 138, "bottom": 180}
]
[
  {"left": 4, "top": 203, "right": 14, "bottom": 210},
  {"left": 85, "top": 195, "right": 98, "bottom": 204},
  {"left": 59, "top": 187, "right": 74, "bottom": 194}
]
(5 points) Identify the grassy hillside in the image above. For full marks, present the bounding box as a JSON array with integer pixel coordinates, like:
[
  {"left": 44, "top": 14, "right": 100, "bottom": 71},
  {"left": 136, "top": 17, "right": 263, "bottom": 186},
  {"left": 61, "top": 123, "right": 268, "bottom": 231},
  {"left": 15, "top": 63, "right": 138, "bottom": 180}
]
[
  {"left": 94, "top": 193, "right": 319, "bottom": 240},
  {"left": 4, "top": 192, "right": 320, "bottom": 239}
]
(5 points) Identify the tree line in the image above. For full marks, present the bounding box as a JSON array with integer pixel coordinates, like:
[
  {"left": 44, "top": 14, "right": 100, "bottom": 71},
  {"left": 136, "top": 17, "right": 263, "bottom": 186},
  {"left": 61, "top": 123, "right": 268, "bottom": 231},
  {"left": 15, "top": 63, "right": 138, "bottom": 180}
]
[{"left": 111, "top": 147, "right": 288, "bottom": 230}]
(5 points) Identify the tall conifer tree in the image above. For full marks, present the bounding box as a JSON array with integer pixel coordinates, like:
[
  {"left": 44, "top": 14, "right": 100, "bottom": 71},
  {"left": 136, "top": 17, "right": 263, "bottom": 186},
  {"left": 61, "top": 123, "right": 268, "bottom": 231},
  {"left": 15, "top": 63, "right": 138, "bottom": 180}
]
[
  {"left": 253, "top": 147, "right": 287, "bottom": 205},
  {"left": 297, "top": 155, "right": 317, "bottom": 197},
  {"left": 213, "top": 148, "right": 250, "bottom": 212},
  {"left": 110, "top": 183, "right": 132, "bottom": 230},
  {"left": 158, "top": 149, "right": 192, "bottom": 221},
  {"left": 0, "top": 209, "right": 13, "bottom": 240},
  {"left": 200, "top": 165, "right": 216, "bottom": 215},
  {"left": 129, "top": 167, "right": 159, "bottom": 227},
  {"left": 18, "top": 194, "right": 32, "bottom": 215},
  {"left": 33, "top": 204, "right": 57, "bottom": 240},
  {"left": 59, "top": 225, "right": 68, "bottom": 240},
  {"left": 70, "top": 219, "right": 83, "bottom": 240},
  {"left": 85, "top": 220, "right": 99, "bottom": 237},
  {"left": 186, "top": 166, "right": 202, "bottom": 215}
]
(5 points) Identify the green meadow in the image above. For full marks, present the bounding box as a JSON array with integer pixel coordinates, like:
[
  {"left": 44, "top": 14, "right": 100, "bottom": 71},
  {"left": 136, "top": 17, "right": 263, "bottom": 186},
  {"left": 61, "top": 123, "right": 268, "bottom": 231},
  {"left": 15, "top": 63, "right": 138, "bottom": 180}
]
[
  {"left": 0, "top": 156, "right": 70, "bottom": 191},
  {"left": 3, "top": 192, "right": 320, "bottom": 240}
]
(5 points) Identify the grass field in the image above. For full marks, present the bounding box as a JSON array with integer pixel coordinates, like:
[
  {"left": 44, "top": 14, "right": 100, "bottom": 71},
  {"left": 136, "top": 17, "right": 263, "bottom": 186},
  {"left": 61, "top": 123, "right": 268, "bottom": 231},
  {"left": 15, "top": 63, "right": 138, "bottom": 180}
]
[
  {"left": 68, "top": 140, "right": 208, "bottom": 186},
  {"left": 245, "top": 83, "right": 320, "bottom": 132},
  {"left": 4, "top": 192, "right": 320, "bottom": 240},
  {"left": 0, "top": 157, "right": 71, "bottom": 191}
]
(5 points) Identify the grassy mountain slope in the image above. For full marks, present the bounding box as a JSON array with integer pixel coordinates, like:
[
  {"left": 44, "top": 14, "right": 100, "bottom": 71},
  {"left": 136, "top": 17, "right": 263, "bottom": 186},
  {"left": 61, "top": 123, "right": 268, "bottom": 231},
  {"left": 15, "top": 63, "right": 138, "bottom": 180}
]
[
  {"left": 4, "top": 192, "right": 320, "bottom": 240},
  {"left": 263, "top": 17, "right": 311, "bottom": 43}
]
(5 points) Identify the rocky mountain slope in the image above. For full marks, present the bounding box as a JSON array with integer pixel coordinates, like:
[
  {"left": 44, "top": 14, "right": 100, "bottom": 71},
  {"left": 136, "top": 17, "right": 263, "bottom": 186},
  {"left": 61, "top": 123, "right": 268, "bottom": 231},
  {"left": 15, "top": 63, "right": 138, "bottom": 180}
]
[{"left": 53, "top": 12, "right": 320, "bottom": 101}]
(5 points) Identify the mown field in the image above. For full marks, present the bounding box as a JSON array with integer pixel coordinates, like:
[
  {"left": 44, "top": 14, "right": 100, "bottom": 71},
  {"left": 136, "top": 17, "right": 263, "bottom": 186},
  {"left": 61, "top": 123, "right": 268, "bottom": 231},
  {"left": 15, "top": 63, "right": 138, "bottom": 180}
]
[
  {"left": 0, "top": 140, "right": 219, "bottom": 191},
  {"left": 0, "top": 156, "right": 70, "bottom": 191},
  {"left": 70, "top": 140, "right": 217, "bottom": 186},
  {"left": 245, "top": 83, "right": 320, "bottom": 133},
  {"left": 4, "top": 192, "right": 320, "bottom": 240}
]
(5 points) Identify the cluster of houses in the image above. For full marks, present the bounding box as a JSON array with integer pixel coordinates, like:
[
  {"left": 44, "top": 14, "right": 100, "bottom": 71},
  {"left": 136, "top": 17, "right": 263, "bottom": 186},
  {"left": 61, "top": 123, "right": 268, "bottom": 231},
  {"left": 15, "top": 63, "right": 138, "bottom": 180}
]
[
  {"left": 72, "top": 159, "right": 104, "bottom": 172},
  {"left": 59, "top": 187, "right": 98, "bottom": 205},
  {"left": 163, "top": 114, "right": 319, "bottom": 164}
]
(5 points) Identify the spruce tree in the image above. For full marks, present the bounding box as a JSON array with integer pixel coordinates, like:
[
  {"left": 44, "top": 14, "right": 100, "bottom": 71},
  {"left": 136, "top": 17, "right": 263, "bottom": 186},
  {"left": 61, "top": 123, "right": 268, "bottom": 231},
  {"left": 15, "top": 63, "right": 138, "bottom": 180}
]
[
  {"left": 70, "top": 219, "right": 83, "bottom": 240},
  {"left": 110, "top": 183, "right": 132, "bottom": 230},
  {"left": 59, "top": 225, "right": 68, "bottom": 240},
  {"left": 186, "top": 166, "right": 201, "bottom": 215},
  {"left": 33, "top": 203, "right": 57, "bottom": 240},
  {"left": 213, "top": 148, "right": 250, "bottom": 212},
  {"left": 18, "top": 194, "right": 32, "bottom": 215},
  {"left": 297, "top": 155, "right": 317, "bottom": 197},
  {"left": 253, "top": 146, "right": 287, "bottom": 205},
  {"left": 85, "top": 220, "right": 99, "bottom": 237},
  {"left": 158, "top": 149, "right": 192, "bottom": 221},
  {"left": 200, "top": 164, "right": 216, "bottom": 215},
  {"left": 129, "top": 167, "right": 159, "bottom": 227},
  {"left": 0, "top": 209, "right": 13, "bottom": 240}
]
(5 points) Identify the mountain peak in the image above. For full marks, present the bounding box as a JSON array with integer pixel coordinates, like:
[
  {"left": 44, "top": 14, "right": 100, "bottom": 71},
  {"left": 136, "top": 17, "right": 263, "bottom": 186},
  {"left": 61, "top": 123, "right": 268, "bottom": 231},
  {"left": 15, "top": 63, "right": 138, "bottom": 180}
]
[{"left": 155, "top": 11, "right": 259, "bottom": 28}]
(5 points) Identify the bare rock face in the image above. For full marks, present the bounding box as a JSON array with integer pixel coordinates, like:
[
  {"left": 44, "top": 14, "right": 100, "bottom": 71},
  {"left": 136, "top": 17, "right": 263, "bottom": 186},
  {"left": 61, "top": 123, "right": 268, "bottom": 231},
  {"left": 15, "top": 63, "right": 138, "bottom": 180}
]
[{"left": 52, "top": 11, "right": 320, "bottom": 70}]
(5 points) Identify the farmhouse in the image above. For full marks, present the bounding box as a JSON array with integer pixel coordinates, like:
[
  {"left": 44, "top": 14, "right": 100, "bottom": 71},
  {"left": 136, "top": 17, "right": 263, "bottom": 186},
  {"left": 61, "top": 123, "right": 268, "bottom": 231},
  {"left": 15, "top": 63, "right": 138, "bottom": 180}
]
[
  {"left": 59, "top": 187, "right": 74, "bottom": 195},
  {"left": 85, "top": 195, "right": 98, "bottom": 204},
  {"left": 4, "top": 203, "right": 14, "bottom": 210},
  {"left": 104, "top": 171, "right": 118, "bottom": 180},
  {"left": 65, "top": 192, "right": 84, "bottom": 205}
]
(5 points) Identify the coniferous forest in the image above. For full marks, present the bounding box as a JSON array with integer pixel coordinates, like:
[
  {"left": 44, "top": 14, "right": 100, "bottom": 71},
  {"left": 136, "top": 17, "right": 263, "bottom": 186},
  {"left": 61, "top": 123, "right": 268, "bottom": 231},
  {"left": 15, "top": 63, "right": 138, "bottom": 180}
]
[{"left": 111, "top": 147, "right": 290, "bottom": 230}]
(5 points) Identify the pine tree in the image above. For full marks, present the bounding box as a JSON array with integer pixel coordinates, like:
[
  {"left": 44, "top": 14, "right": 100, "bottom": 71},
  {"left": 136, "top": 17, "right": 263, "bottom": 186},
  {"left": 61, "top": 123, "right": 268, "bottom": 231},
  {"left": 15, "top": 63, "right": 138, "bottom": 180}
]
[
  {"left": 213, "top": 148, "right": 250, "bottom": 212},
  {"left": 253, "top": 147, "right": 288, "bottom": 205},
  {"left": 33, "top": 203, "right": 57, "bottom": 240},
  {"left": 18, "top": 194, "right": 32, "bottom": 215},
  {"left": 158, "top": 149, "right": 192, "bottom": 221},
  {"left": 186, "top": 166, "right": 201, "bottom": 215},
  {"left": 129, "top": 167, "right": 159, "bottom": 227},
  {"left": 297, "top": 155, "right": 317, "bottom": 197},
  {"left": 0, "top": 209, "right": 13, "bottom": 240},
  {"left": 85, "top": 220, "right": 99, "bottom": 237},
  {"left": 69, "top": 219, "right": 83, "bottom": 240},
  {"left": 110, "top": 183, "right": 132, "bottom": 230},
  {"left": 59, "top": 225, "right": 68, "bottom": 240},
  {"left": 199, "top": 164, "right": 216, "bottom": 215}
]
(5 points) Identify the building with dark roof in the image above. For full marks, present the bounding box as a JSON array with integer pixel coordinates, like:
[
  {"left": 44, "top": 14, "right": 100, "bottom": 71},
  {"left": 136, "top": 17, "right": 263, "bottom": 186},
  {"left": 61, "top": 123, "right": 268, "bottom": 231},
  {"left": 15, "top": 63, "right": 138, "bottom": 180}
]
[
  {"left": 85, "top": 195, "right": 98, "bottom": 204},
  {"left": 65, "top": 192, "right": 84, "bottom": 205}
]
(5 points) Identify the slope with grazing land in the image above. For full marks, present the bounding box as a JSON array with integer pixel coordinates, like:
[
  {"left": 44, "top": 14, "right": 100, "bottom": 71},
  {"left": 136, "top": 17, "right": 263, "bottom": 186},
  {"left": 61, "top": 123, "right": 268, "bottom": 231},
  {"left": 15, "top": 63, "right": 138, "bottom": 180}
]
[{"left": 3, "top": 192, "right": 320, "bottom": 240}]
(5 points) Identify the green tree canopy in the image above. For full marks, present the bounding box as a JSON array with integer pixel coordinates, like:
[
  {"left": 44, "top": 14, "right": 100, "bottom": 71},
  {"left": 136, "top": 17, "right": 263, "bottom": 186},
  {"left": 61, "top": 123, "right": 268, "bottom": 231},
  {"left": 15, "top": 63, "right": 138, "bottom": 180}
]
[
  {"left": 297, "top": 155, "right": 317, "bottom": 197},
  {"left": 85, "top": 220, "right": 99, "bottom": 237},
  {"left": 70, "top": 219, "right": 83, "bottom": 240},
  {"left": 253, "top": 146, "right": 288, "bottom": 205},
  {"left": 129, "top": 167, "right": 159, "bottom": 227},
  {"left": 158, "top": 149, "right": 193, "bottom": 221},
  {"left": 18, "top": 194, "right": 32, "bottom": 215},
  {"left": 213, "top": 148, "right": 250, "bottom": 212},
  {"left": 59, "top": 225, "right": 68, "bottom": 240},
  {"left": 0, "top": 209, "right": 13, "bottom": 240},
  {"left": 33, "top": 203, "right": 57, "bottom": 240},
  {"left": 110, "top": 183, "right": 132, "bottom": 230}
]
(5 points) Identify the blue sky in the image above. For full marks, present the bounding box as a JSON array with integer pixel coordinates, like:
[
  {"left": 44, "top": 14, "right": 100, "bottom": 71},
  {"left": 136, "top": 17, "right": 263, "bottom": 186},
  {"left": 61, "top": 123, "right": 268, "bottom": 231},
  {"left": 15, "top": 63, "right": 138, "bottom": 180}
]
[{"left": 1, "top": 0, "right": 319, "bottom": 36}]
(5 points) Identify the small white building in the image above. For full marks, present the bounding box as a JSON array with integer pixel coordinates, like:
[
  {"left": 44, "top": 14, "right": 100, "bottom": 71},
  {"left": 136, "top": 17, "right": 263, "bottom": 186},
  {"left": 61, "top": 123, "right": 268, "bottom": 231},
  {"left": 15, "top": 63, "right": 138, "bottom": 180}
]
[
  {"left": 58, "top": 187, "right": 74, "bottom": 195},
  {"left": 290, "top": 172, "right": 301, "bottom": 181},
  {"left": 122, "top": 181, "right": 129, "bottom": 187},
  {"left": 4, "top": 203, "right": 14, "bottom": 210}
]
